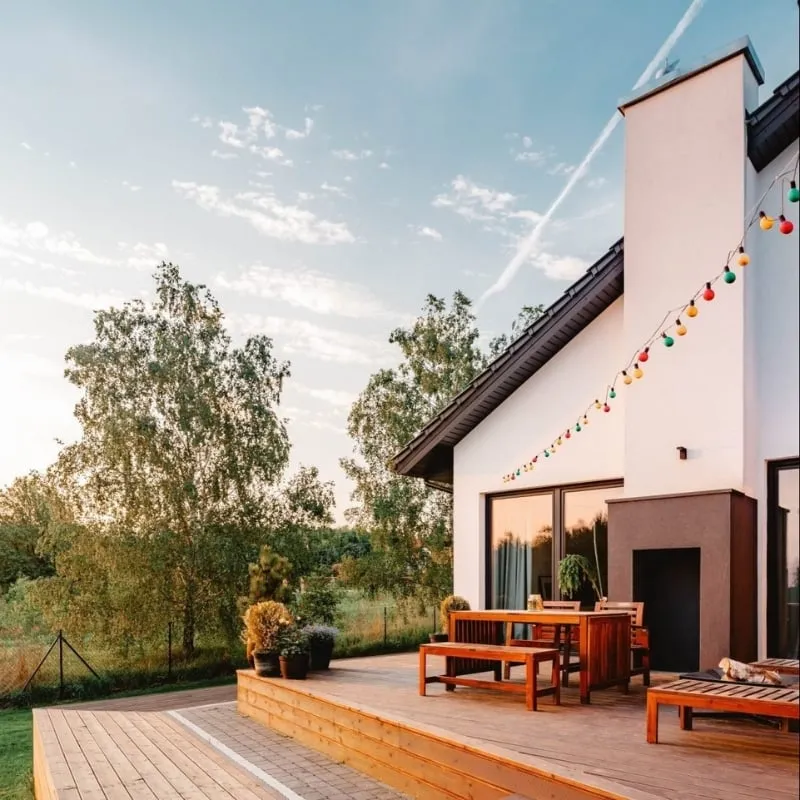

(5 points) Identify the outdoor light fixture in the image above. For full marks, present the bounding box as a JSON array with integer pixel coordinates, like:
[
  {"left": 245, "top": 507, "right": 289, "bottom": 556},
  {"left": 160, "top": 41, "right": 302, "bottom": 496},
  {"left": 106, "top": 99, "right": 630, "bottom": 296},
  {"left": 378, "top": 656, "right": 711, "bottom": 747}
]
[{"left": 677, "top": 446, "right": 688, "bottom": 461}]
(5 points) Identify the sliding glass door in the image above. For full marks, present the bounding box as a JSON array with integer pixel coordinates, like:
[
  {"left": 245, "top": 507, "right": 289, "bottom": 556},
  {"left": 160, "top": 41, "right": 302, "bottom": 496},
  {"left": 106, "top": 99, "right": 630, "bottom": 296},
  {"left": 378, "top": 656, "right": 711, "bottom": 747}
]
[{"left": 767, "top": 459, "right": 800, "bottom": 658}]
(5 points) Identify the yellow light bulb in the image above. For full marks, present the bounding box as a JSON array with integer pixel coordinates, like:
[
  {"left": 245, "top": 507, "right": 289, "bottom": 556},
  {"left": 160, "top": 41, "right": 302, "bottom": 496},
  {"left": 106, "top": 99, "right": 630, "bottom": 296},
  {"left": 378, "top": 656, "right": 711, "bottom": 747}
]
[
  {"left": 677, "top": 324, "right": 687, "bottom": 336},
  {"left": 686, "top": 303, "right": 698, "bottom": 318},
  {"left": 634, "top": 365, "right": 644, "bottom": 379},
  {"left": 624, "top": 375, "right": 632, "bottom": 385},
  {"left": 594, "top": 400, "right": 601, "bottom": 410},
  {"left": 759, "top": 213, "right": 774, "bottom": 231},
  {"left": 582, "top": 416, "right": 589, "bottom": 425},
  {"left": 556, "top": 436, "right": 563, "bottom": 446},
  {"left": 737, "top": 248, "right": 750, "bottom": 266}
]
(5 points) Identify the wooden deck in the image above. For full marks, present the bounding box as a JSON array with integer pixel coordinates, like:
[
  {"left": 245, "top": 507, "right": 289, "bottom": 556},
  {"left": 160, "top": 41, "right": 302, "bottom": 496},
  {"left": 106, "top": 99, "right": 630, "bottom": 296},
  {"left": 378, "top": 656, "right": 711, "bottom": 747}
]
[
  {"left": 32, "top": 708, "right": 285, "bottom": 799},
  {"left": 237, "top": 651, "right": 799, "bottom": 800}
]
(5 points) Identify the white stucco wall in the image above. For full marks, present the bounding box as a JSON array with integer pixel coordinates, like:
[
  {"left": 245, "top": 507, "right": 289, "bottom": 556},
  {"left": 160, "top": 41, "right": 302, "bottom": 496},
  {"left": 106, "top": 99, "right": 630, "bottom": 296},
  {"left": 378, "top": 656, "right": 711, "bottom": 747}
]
[
  {"left": 621, "top": 54, "right": 761, "bottom": 498},
  {"left": 452, "top": 298, "right": 625, "bottom": 607}
]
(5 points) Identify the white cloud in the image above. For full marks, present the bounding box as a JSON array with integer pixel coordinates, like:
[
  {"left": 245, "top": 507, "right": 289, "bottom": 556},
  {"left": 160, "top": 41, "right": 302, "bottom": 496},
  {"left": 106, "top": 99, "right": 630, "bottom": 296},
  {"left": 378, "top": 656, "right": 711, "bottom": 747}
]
[
  {"left": 20, "top": 142, "right": 33, "bottom": 151},
  {"left": 121, "top": 180, "right": 142, "bottom": 192},
  {"left": 522, "top": 136, "right": 533, "bottom": 149},
  {"left": 293, "top": 383, "right": 356, "bottom": 408},
  {"left": 414, "top": 225, "right": 443, "bottom": 241},
  {"left": 378, "top": 162, "right": 390, "bottom": 170},
  {"left": 0, "top": 218, "right": 115, "bottom": 266},
  {"left": 69, "top": 161, "right": 77, "bottom": 168},
  {"left": 320, "top": 182, "right": 349, "bottom": 198},
  {"left": 285, "top": 117, "right": 314, "bottom": 140},
  {"left": 191, "top": 114, "right": 214, "bottom": 129},
  {"left": 0, "top": 277, "right": 126, "bottom": 310},
  {"left": 232, "top": 313, "right": 391, "bottom": 366},
  {"left": 211, "top": 108, "right": 293, "bottom": 165},
  {"left": 211, "top": 149, "right": 238, "bottom": 160},
  {"left": 172, "top": 181, "right": 355, "bottom": 245},
  {"left": 296, "top": 191, "right": 315, "bottom": 202},
  {"left": 530, "top": 252, "right": 589, "bottom": 281},
  {"left": 548, "top": 161, "right": 576, "bottom": 176},
  {"left": 215, "top": 263, "right": 393, "bottom": 320},
  {"left": 515, "top": 150, "right": 548, "bottom": 164},
  {"left": 119, "top": 241, "right": 170, "bottom": 271},
  {"left": 587, "top": 177, "right": 607, "bottom": 189},
  {"left": 331, "top": 149, "right": 373, "bottom": 161}
]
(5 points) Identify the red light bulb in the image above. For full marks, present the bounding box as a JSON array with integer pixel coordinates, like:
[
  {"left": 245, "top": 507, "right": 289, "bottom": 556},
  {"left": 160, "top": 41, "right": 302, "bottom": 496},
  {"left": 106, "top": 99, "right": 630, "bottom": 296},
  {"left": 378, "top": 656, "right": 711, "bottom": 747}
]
[
  {"left": 638, "top": 347, "right": 650, "bottom": 363},
  {"left": 703, "top": 282, "right": 715, "bottom": 302},
  {"left": 779, "top": 215, "right": 794, "bottom": 235},
  {"left": 603, "top": 403, "right": 611, "bottom": 413}
]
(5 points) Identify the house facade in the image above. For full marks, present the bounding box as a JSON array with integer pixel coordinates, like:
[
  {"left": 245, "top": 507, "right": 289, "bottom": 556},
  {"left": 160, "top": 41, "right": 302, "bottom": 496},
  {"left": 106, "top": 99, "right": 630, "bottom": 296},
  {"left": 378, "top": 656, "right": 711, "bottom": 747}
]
[{"left": 394, "top": 39, "right": 799, "bottom": 672}]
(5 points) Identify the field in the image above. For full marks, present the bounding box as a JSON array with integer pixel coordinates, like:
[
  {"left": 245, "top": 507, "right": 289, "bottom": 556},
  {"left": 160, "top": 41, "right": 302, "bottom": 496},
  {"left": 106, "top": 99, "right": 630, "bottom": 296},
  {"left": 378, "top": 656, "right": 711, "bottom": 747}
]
[
  {"left": 0, "top": 708, "right": 31, "bottom": 800},
  {"left": 0, "top": 591, "right": 436, "bottom": 706}
]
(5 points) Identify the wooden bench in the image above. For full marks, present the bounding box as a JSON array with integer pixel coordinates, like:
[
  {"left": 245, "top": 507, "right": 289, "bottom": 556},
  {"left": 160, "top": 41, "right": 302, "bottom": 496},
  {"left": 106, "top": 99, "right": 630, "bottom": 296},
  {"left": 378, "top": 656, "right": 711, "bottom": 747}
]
[
  {"left": 595, "top": 600, "right": 651, "bottom": 686},
  {"left": 419, "top": 642, "right": 560, "bottom": 711},
  {"left": 751, "top": 658, "right": 800, "bottom": 676},
  {"left": 646, "top": 679, "right": 800, "bottom": 743}
]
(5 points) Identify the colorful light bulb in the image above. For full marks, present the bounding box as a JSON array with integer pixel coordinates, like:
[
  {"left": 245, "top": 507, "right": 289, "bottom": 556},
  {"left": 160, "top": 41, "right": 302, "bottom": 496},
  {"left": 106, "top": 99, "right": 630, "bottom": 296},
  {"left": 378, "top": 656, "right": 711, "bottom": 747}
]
[
  {"left": 686, "top": 300, "right": 698, "bottom": 318},
  {"left": 582, "top": 416, "right": 589, "bottom": 425},
  {"left": 603, "top": 403, "right": 611, "bottom": 413},
  {"left": 723, "top": 266, "right": 736, "bottom": 284},
  {"left": 737, "top": 246, "right": 749, "bottom": 266},
  {"left": 779, "top": 215, "right": 794, "bottom": 235},
  {"left": 788, "top": 181, "right": 800, "bottom": 204},
  {"left": 662, "top": 332, "right": 675, "bottom": 347},
  {"left": 622, "top": 370, "right": 632, "bottom": 386},
  {"left": 703, "top": 282, "right": 715, "bottom": 301},
  {"left": 759, "top": 211, "right": 774, "bottom": 230},
  {"left": 594, "top": 399, "right": 601, "bottom": 410},
  {"left": 609, "top": 388, "right": 617, "bottom": 399},
  {"left": 675, "top": 319, "right": 687, "bottom": 336},
  {"left": 532, "top": 455, "right": 538, "bottom": 464},
  {"left": 634, "top": 363, "right": 643, "bottom": 379},
  {"left": 556, "top": 436, "right": 563, "bottom": 446},
  {"left": 565, "top": 429, "right": 571, "bottom": 439},
  {"left": 638, "top": 347, "right": 650, "bottom": 363},
  {"left": 575, "top": 422, "right": 582, "bottom": 432}
]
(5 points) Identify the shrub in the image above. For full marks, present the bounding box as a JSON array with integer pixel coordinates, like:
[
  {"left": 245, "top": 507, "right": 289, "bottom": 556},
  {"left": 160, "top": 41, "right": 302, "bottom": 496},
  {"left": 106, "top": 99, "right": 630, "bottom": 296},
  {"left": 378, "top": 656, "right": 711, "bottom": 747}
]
[
  {"left": 241, "top": 601, "right": 292, "bottom": 658},
  {"left": 246, "top": 546, "right": 293, "bottom": 605},
  {"left": 277, "top": 625, "right": 309, "bottom": 658},
  {"left": 302, "top": 624, "right": 338, "bottom": 646},
  {"left": 293, "top": 575, "right": 342, "bottom": 626},
  {"left": 439, "top": 595, "right": 470, "bottom": 635}
]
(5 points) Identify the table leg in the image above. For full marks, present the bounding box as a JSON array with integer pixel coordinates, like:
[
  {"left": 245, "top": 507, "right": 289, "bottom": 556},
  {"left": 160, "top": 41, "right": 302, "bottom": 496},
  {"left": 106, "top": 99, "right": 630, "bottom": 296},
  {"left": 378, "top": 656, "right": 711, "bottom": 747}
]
[
  {"left": 526, "top": 654, "right": 535, "bottom": 711},
  {"left": 551, "top": 652, "right": 561, "bottom": 706},
  {"left": 419, "top": 648, "right": 426, "bottom": 697},
  {"left": 679, "top": 706, "right": 693, "bottom": 731},
  {"left": 579, "top": 618, "right": 590, "bottom": 704},
  {"left": 646, "top": 694, "right": 659, "bottom": 743}
]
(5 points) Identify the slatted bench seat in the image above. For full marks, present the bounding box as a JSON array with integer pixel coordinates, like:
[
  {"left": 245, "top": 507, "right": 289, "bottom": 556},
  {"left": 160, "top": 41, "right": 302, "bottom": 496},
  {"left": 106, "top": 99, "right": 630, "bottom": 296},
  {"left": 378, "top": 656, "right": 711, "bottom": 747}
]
[
  {"left": 751, "top": 658, "right": 800, "bottom": 676},
  {"left": 646, "top": 679, "right": 800, "bottom": 744},
  {"left": 419, "top": 642, "right": 560, "bottom": 711}
]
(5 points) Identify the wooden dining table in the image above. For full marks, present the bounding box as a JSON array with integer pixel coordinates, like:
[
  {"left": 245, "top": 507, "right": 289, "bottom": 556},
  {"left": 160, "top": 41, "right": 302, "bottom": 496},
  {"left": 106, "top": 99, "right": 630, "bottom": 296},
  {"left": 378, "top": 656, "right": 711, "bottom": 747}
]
[{"left": 448, "top": 609, "right": 631, "bottom": 704}]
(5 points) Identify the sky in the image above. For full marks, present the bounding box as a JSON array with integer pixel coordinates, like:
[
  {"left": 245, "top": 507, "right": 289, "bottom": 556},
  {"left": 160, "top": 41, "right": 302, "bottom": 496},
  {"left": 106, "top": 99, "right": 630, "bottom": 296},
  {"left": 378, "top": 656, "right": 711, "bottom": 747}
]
[{"left": 1, "top": 0, "right": 798, "bottom": 520}]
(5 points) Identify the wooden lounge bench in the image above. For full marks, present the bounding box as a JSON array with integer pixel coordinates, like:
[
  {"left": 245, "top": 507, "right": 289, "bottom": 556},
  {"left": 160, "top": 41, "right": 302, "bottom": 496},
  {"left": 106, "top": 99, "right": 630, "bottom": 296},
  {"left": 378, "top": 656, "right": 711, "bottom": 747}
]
[
  {"left": 419, "top": 642, "right": 560, "bottom": 711},
  {"left": 646, "top": 678, "right": 800, "bottom": 743},
  {"left": 751, "top": 658, "right": 800, "bottom": 676}
]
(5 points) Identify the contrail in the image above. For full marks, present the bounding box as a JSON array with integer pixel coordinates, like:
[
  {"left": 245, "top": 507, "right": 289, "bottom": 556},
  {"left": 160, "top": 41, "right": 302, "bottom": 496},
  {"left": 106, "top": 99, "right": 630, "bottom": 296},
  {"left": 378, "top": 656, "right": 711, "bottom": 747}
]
[{"left": 478, "top": 0, "right": 707, "bottom": 306}]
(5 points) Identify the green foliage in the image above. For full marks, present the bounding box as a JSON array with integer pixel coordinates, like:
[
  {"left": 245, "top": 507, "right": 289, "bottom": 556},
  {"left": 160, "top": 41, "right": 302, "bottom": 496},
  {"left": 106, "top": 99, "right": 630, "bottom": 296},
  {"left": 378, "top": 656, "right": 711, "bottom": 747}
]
[
  {"left": 242, "top": 600, "right": 293, "bottom": 654},
  {"left": 277, "top": 625, "right": 309, "bottom": 657},
  {"left": 557, "top": 554, "right": 601, "bottom": 600},
  {"left": 439, "top": 594, "right": 470, "bottom": 633},
  {"left": 246, "top": 546, "right": 292, "bottom": 605},
  {"left": 34, "top": 263, "right": 292, "bottom": 656},
  {"left": 293, "top": 575, "right": 342, "bottom": 626},
  {"left": 302, "top": 624, "right": 338, "bottom": 645},
  {"left": 0, "top": 708, "right": 32, "bottom": 800},
  {"left": 487, "top": 304, "right": 545, "bottom": 358}
]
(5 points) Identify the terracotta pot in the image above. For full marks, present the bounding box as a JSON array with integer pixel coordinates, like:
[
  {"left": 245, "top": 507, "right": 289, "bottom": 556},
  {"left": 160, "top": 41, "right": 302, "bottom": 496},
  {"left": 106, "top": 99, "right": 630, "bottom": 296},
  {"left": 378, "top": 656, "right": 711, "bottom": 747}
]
[
  {"left": 279, "top": 653, "right": 310, "bottom": 680},
  {"left": 429, "top": 633, "right": 448, "bottom": 643},
  {"left": 309, "top": 639, "right": 334, "bottom": 670},
  {"left": 253, "top": 651, "right": 280, "bottom": 677}
]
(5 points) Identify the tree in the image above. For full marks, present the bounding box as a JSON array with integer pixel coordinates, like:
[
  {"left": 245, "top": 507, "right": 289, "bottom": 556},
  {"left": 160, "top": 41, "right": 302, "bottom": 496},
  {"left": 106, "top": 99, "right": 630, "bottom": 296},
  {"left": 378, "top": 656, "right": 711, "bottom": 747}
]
[
  {"left": 340, "top": 292, "right": 487, "bottom": 606},
  {"left": 487, "top": 304, "right": 545, "bottom": 358},
  {"left": 42, "top": 263, "right": 291, "bottom": 655}
]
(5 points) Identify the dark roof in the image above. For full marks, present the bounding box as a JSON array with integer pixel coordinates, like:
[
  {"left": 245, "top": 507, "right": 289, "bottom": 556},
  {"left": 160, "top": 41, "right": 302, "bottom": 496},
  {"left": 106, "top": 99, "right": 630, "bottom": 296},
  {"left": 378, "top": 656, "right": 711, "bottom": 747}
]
[
  {"left": 747, "top": 70, "right": 800, "bottom": 171},
  {"left": 393, "top": 239, "right": 624, "bottom": 483},
  {"left": 393, "top": 69, "right": 799, "bottom": 485}
]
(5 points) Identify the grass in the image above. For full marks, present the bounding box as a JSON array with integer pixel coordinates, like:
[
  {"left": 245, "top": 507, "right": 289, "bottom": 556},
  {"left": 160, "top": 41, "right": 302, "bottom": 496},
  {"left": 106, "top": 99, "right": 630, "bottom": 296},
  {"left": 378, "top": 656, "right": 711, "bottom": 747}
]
[{"left": 0, "top": 708, "right": 32, "bottom": 800}]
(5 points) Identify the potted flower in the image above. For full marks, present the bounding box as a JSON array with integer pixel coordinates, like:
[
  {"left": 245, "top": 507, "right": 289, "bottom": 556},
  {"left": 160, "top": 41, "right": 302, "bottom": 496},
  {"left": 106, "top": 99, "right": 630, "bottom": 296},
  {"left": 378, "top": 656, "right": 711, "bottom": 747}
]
[
  {"left": 241, "top": 600, "right": 293, "bottom": 677},
  {"left": 303, "top": 624, "right": 338, "bottom": 670},
  {"left": 432, "top": 595, "right": 471, "bottom": 642},
  {"left": 278, "top": 625, "right": 311, "bottom": 680}
]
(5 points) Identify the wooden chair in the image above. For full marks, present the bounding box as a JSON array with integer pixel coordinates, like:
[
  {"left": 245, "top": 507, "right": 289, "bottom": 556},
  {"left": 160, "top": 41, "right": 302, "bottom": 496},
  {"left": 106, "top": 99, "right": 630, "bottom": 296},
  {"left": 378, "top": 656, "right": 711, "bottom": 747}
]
[
  {"left": 595, "top": 600, "right": 650, "bottom": 686},
  {"left": 506, "top": 600, "right": 581, "bottom": 684}
]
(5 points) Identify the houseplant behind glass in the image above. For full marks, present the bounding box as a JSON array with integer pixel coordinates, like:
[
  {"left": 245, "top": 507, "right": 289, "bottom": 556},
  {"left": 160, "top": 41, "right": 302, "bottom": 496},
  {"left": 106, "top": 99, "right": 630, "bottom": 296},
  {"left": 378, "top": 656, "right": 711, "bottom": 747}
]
[
  {"left": 303, "top": 624, "right": 338, "bottom": 670},
  {"left": 278, "top": 625, "right": 311, "bottom": 679},
  {"left": 432, "top": 595, "right": 471, "bottom": 642},
  {"left": 557, "top": 554, "right": 602, "bottom": 603},
  {"left": 241, "top": 600, "right": 293, "bottom": 677}
]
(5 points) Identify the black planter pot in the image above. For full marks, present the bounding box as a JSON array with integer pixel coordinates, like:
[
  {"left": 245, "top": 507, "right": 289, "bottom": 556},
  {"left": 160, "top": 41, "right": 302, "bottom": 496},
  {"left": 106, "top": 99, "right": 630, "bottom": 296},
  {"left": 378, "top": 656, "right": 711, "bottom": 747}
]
[
  {"left": 280, "top": 653, "right": 310, "bottom": 680},
  {"left": 429, "top": 632, "right": 448, "bottom": 643},
  {"left": 309, "top": 639, "right": 335, "bottom": 670},
  {"left": 253, "top": 651, "right": 280, "bottom": 677}
]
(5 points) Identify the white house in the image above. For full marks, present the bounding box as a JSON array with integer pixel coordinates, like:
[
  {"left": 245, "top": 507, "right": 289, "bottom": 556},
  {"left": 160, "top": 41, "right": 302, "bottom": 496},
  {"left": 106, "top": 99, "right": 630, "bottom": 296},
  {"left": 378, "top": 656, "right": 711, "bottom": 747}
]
[{"left": 394, "top": 38, "right": 799, "bottom": 672}]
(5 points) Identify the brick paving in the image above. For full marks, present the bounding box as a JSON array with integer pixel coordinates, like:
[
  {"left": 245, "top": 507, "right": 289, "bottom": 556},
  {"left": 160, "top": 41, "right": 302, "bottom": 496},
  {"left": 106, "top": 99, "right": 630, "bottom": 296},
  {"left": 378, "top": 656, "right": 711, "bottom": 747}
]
[{"left": 176, "top": 702, "right": 408, "bottom": 800}]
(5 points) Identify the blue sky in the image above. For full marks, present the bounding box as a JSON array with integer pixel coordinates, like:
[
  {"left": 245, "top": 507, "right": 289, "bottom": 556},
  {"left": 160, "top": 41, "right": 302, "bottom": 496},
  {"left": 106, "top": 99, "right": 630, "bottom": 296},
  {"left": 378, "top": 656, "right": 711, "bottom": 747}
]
[{"left": 1, "top": 0, "right": 798, "bottom": 517}]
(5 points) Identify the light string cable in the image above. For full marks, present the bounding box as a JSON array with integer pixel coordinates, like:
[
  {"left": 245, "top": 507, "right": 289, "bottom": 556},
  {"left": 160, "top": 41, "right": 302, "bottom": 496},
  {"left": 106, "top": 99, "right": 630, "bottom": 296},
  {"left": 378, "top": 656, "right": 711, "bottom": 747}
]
[{"left": 504, "top": 148, "right": 800, "bottom": 482}]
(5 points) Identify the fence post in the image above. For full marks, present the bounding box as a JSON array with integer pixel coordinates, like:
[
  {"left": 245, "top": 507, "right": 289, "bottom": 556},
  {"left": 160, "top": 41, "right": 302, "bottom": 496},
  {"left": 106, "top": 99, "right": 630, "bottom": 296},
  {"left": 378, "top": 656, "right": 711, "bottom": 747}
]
[
  {"left": 58, "top": 630, "right": 64, "bottom": 699},
  {"left": 168, "top": 622, "right": 173, "bottom": 679},
  {"left": 383, "top": 607, "right": 388, "bottom": 646}
]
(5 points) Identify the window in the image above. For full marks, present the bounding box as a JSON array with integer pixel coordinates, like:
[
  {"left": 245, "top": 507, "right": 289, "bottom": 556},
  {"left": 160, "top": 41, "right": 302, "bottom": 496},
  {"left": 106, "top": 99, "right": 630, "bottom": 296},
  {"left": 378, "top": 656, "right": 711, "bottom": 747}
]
[
  {"left": 488, "top": 492, "right": 553, "bottom": 609},
  {"left": 486, "top": 481, "right": 622, "bottom": 609},
  {"left": 767, "top": 459, "right": 800, "bottom": 658},
  {"left": 563, "top": 485, "right": 625, "bottom": 606}
]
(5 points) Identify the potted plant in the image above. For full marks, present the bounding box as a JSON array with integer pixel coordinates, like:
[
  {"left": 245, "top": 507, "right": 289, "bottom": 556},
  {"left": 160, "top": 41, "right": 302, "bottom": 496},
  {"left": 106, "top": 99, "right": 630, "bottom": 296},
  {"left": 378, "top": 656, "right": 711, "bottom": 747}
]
[
  {"left": 557, "top": 554, "right": 602, "bottom": 601},
  {"left": 432, "top": 595, "right": 471, "bottom": 642},
  {"left": 303, "top": 624, "right": 338, "bottom": 670},
  {"left": 278, "top": 625, "right": 311, "bottom": 680},
  {"left": 241, "top": 600, "right": 293, "bottom": 677}
]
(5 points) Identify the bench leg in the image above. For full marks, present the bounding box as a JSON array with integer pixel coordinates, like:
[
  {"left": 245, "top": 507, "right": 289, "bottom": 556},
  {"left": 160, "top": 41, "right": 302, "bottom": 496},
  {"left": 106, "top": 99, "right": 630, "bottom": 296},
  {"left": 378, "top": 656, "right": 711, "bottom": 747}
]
[
  {"left": 419, "top": 649, "right": 426, "bottom": 697},
  {"left": 646, "top": 693, "right": 659, "bottom": 744},
  {"left": 526, "top": 654, "right": 536, "bottom": 711},
  {"left": 445, "top": 656, "right": 455, "bottom": 691},
  {"left": 679, "top": 706, "right": 693, "bottom": 731}
]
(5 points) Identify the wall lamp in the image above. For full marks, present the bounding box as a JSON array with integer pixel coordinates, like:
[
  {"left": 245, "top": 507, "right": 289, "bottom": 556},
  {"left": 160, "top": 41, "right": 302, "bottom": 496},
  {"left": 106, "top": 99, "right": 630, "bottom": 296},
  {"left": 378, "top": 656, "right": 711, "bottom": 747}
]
[{"left": 676, "top": 446, "right": 688, "bottom": 461}]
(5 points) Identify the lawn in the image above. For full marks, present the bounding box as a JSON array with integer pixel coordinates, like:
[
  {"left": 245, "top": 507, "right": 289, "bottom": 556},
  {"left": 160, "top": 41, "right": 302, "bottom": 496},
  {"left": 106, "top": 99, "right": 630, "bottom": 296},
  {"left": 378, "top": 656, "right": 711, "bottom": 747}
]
[{"left": 0, "top": 708, "right": 31, "bottom": 800}]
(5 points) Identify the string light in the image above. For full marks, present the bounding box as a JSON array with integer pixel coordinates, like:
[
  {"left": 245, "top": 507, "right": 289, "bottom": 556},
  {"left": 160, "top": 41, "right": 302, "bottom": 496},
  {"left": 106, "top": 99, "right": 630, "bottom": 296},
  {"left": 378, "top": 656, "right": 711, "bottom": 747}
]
[
  {"left": 737, "top": 246, "right": 750, "bottom": 266},
  {"left": 499, "top": 152, "right": 798, "bottom": 482}
]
